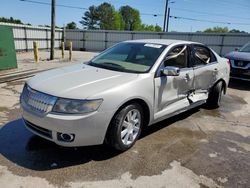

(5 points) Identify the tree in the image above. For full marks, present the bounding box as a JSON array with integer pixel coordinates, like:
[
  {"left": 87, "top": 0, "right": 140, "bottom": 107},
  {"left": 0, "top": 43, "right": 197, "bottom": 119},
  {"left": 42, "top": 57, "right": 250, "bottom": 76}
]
[
  {"left": 203, "top": 26, "right": 248, "bottom": 33},
  {"left": 140, "top": 24, "right": 162, "bottom": 32},
  {"left": 66, "top": 22, "right": 77, "bottom": 29},
  {"left": 80, "top": 3, "right": 162, "bottom": 32},
  {"left": 0, "top": 17, "right": 23, "bottom": 24},
  {"left": 203, "top": 26, "right": 229, "bottom": 33},
  {"left": 119, "top": 6, "right": 141, "bottom": 31},
  {"left": 229, "top": 29, "right": 247, "bottom": 33},
  {"left": 97, "top": 3, "right": 120, "bottom": 30},
  {"left": 114, "top": 11, "right": 124, "bottom": 30},
  {"left": 155, "top": 25, "right": 162, "bottom": 32},
  {"left": 80, "top": 3, "right": 123, "bottom": 30},
  {"left": 80, "top": 5, "right": 99, "bottom": 29}
]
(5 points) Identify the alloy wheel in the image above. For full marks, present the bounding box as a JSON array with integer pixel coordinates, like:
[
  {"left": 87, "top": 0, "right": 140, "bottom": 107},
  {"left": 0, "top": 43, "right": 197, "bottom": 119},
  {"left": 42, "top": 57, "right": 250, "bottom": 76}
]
[{"left": 121, "top": 109, "right": 141, "bottom": 145}]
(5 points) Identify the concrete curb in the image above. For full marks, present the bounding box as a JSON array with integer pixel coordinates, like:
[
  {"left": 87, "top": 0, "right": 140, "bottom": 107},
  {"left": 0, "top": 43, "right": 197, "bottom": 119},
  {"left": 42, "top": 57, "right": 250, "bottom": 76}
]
[{"left": 0, "top": 68, "right": 52, "bottom": 83}]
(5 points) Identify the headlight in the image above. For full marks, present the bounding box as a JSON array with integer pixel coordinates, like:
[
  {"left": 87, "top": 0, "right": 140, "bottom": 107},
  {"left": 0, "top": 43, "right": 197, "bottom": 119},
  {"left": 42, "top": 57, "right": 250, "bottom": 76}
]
[{"left": 52, "top": 98, "right": 103, "bottom": 114}]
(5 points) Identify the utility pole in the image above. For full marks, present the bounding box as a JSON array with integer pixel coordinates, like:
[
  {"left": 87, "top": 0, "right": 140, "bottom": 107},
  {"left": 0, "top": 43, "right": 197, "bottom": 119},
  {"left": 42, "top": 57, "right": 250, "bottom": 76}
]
[
  {"left": 163, "top": 0, "right": 169, "bottom": 32},
  {"left": 50, "top": 0, "right": 55, "bottom": 60},
  {"left": 166, "top": 8, "right": 170, "bottom": 32}
]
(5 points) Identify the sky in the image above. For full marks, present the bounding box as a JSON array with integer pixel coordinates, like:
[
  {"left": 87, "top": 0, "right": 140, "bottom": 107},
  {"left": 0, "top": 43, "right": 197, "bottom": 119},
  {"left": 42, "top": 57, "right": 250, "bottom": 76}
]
[{"left": 0, "top": 0, "right": 250, "bottom": 32}]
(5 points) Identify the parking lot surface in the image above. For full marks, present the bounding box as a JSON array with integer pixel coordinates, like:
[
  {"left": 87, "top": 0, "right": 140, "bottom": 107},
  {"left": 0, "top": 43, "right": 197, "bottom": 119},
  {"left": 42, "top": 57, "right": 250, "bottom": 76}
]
[{"left": 0, "top": 77, "right": 250, "bottom": 188}]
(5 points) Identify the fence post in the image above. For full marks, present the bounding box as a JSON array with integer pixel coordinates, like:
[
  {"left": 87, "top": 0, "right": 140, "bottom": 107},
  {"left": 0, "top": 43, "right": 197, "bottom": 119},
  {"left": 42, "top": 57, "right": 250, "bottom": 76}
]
[
  {"left": 24, "top": 26, "right": 28, "bottom": 52},
  {"left": 104, "top": 31, "right": 108, "bottom": 49},
  {"left": 33, "top": 41, "right": 39, "bottom": 63},
  {"left": 61, "top": 42, "right": 65, "bottom": 59},
  {"left": 188, "top": 33, "right": 193, "bottom": 41},
  {"left": 82, "top": 30, "right": 86, "bottom": 51},
  {"left": 131, "top": 32, "right": 134, "bottom": 40},
  {"left": 69, "top": 41, "right": 72, "bottom": 61},
  {"left": 220, "top": 34, "right": 225, "bottom": 56},
  {"left": 159, "top": 33, "right": 163, "bottom": 39},
  {"left": 46, "top": 29, "right": 49, "bottom": 50},
  {"left": 62, "top": 27, "right": 66, "bottom": 43}
]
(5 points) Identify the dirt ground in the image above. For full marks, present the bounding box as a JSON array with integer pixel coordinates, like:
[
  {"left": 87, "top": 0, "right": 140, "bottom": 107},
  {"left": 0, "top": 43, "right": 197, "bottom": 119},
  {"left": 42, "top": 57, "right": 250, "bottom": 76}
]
[{"left": 0, "top": 70, "right": 250, "bottom": 187}]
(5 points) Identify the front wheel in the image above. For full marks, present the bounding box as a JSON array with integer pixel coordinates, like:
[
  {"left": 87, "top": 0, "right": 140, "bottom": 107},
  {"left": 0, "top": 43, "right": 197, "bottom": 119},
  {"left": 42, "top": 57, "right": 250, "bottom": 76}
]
[
  {"left": 106, "top": 103, "right": 143, "bottom": 151},
  {"left": 206, "top": 82, "right": 223, "bottom": 108}
]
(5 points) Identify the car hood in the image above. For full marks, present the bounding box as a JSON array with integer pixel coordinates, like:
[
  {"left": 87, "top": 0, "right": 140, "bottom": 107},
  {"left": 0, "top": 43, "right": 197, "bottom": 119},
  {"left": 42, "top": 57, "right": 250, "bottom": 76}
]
[
  {"left": 224, "top": 51, "right": 250, "bottom": 61},
  {"left": 27, "top": 64, "right": 138, "bottom": 99}
]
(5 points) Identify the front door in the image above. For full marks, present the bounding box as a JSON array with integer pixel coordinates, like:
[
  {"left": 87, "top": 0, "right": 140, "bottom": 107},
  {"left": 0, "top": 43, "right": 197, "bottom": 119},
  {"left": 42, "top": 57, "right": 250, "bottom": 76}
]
[{"left": 154, "top": 45, "right": 194, "bottom": 119}]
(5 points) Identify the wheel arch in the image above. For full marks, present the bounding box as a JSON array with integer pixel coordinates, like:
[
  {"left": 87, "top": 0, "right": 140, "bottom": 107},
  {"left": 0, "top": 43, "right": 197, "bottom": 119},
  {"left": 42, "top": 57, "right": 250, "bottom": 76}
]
[
  {"left": 104, "top": 98, "right": 151, "bottom": 143},
  {"left": 213, "top": 78, "right": 227, "bottom": 94}
]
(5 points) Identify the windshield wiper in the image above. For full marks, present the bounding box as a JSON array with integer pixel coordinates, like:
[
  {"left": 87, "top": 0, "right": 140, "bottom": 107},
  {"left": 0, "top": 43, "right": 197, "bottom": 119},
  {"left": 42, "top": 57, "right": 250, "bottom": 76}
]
[
  {"left": 88, "top": 61, "right": 142, "bottom": 73},
  {"left": 101, "top": 62, "right": 125, "bottom": 69}
]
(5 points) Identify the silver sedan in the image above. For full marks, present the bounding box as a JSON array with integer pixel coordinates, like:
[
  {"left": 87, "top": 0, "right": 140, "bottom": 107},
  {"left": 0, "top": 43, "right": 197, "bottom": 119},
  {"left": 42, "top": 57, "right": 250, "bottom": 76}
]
[{"left": 20, "top": 39, "right": 230, "bottom": 151}]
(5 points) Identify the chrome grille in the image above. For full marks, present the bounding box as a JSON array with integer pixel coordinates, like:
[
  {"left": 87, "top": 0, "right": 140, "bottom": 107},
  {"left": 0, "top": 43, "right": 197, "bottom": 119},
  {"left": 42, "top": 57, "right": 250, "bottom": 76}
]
[{"left": 21, "top": 84, "right": 57, "bottom": 115}]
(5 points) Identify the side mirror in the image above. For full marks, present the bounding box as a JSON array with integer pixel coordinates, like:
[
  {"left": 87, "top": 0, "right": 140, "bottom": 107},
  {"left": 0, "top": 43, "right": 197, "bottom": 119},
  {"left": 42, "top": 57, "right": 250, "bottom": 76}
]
[
  {"left": 235, "top": 47, "right": 240, "bottom": 51},
  {"left": 161, "top": 66, "right": 180, "bottom": 76}
]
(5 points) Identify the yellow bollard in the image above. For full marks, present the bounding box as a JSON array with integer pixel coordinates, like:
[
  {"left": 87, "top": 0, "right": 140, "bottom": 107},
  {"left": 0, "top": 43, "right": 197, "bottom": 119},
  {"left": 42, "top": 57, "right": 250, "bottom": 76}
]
[
  {"left": 69, "top": 41, "right": 72, "bottom": 62},
  {"left": 33, "top": 41, "right": 39, "bottom": 63},
  {"left": 61, "top": 42, "right": 65, "bottom": 59}
]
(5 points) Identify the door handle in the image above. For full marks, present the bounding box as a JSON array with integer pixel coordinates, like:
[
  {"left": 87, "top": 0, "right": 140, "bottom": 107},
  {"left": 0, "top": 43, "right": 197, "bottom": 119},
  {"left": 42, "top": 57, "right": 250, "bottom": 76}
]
[
  {"left": 213, "top": 68, "right": 219, "bottom": 75},
  {"left": 185, "top": 73, "right": 191, "bottom": 81}
]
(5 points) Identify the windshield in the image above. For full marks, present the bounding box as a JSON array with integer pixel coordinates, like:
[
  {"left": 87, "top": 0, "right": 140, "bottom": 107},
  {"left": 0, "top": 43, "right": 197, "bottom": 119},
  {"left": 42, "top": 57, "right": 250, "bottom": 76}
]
[
  {"left": 239, "top": 42, "right": 250, "bottom": 53},
  {"left": 88, "top": 42, "right": 166, "bottom": 73}
]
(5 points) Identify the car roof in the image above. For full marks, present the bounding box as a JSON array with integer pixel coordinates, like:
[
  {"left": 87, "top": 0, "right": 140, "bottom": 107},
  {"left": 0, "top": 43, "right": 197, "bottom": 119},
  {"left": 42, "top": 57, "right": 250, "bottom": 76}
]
[{"left": 124, "top": 39, "right": 201, "bottom": 46}]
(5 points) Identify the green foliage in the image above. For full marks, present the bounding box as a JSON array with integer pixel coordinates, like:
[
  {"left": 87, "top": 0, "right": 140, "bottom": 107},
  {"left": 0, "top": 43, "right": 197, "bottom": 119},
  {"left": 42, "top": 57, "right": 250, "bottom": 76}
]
[
  {"left": 0, "top": 17, "right": 23, "bottom": 24},
  {"left": 80, "top": 3, "right": 124, "bottom": 30},
  {"left": 204, "top": 26, "right": 229, "bottom": 33},
  {"left": 80, "top": 3, "right": 164, "bottom": 32},
  {"left": 203, "top": 26, "right": 247, "bottom": 33},
  {"left": 97, "top": 3, "right": 120, "bottom": 30},
  {"left": 80, "top": 5, "right": 99, "bottom": 29},
  {"left": 66, "top": 22, "right": 77, "bottom": 29},
  {"left": 229, "top": 29, "right": 247, "bottom": 33},
  {"left": 140, "top": 24, "right": 162, "bottom": 32},
  {"left": 119, "top": 5, "right": 141, "bottom": 31},
  {"left": 114, "top": 11, "right": 124, "bottom": 30}
]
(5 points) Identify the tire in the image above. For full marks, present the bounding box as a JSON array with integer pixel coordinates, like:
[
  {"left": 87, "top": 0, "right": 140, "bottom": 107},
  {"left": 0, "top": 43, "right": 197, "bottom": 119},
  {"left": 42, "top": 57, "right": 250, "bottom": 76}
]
[
  {"left": 106, "top": 103, "right": 143, "bottom": 151},
  {"left": 206, "top": 82, "right": 223, "bottom": 109}
]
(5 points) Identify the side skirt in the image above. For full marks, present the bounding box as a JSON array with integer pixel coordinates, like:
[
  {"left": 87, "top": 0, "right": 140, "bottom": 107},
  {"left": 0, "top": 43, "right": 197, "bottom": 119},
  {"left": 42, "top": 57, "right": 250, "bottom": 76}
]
[{"left": 149, "top": 100, "right": 206, "bottom": 126}]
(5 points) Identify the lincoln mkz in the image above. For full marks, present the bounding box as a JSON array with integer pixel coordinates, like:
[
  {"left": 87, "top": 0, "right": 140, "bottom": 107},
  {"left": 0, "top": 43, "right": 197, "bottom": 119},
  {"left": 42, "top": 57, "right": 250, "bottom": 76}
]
[{"left": 20, "top": 39, "right": 230, "bottom": 151}]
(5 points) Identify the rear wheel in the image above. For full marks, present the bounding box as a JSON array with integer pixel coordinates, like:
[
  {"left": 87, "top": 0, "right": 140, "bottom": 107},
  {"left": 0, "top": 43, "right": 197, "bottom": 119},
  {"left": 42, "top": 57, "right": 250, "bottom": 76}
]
[
  {"left": 106, "top": 103, "right": 143, "bottom": 151},
  {"left": 206, "top": 82, "right": 223, "bottom": 108}
]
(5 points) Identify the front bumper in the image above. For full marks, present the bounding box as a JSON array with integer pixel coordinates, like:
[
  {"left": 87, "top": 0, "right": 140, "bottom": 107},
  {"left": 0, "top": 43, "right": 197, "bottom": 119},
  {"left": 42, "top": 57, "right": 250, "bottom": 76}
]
[
  {"left": 22, "top": 108, "right": 114, "bottom": 147},
  {"left": 230, "top": 68, "right": 250, "bottom": 81},
  {"left": 229, "top": 59, "right": 250, "bottom": 81}
]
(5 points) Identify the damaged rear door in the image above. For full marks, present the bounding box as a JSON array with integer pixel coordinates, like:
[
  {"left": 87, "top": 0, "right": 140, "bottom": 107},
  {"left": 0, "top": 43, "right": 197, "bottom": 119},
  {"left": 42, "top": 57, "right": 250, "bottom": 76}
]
[
  {"left": 189, "top": 45, "right": 219, "bottom": 103},
  {"left": 154, "top": 45, "right": 195, "bottom": 120}
]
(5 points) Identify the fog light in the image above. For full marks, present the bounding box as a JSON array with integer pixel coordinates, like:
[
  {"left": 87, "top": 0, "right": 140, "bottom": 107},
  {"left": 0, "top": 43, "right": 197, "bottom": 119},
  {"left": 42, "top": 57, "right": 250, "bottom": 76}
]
[{"left": 57, "top": 133, "right": 75, "bottom": 142}]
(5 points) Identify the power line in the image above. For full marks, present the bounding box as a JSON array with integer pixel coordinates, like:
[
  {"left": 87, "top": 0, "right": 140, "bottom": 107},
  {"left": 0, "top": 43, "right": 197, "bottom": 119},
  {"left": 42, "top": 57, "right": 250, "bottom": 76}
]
[
  {"left": 183, "top": 0, "right": 250, "bottom": 11},
  {"left": 172, "top": 8, "right": 250, "bottom": 21},
  {"left": 20, "top": 0, "right": 88, "bottom": 10},
  {"left": 170, "top": 15, "right": 250, "bottom": 26},
  {"left": 19, "top": 0, "right": 250, "bottom": 27},
  {"left": 206, "top": 0, "right": 250, "bottom": 8},
  {"left": 20, "top": 0, "right": 163, "bottom": 17}
]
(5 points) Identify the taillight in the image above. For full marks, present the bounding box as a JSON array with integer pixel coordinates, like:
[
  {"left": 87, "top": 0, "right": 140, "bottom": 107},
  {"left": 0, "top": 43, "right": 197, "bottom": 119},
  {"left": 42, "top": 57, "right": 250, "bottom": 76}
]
[{"left": 226, "top": 59, "right": 231, "bottom": 71}]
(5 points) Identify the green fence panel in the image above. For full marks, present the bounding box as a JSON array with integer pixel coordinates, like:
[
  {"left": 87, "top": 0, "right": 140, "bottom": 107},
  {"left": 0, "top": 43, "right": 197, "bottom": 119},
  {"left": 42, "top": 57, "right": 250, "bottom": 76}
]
[{"left": 0, "top": 26, "right": 17, "bottom": 70}]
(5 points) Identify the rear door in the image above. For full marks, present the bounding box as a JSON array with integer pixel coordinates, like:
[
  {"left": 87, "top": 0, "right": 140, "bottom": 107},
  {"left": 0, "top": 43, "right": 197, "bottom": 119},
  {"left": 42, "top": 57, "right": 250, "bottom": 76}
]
[{"left": 191, "top": 45, "right": 218, "bottom": 92}]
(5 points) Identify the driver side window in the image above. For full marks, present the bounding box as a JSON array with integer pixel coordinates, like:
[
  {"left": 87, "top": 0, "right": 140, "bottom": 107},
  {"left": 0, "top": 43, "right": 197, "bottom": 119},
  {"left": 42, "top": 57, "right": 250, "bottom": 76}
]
[{"left": 164, "top": 45, "right": 188, "bottom": 68}]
